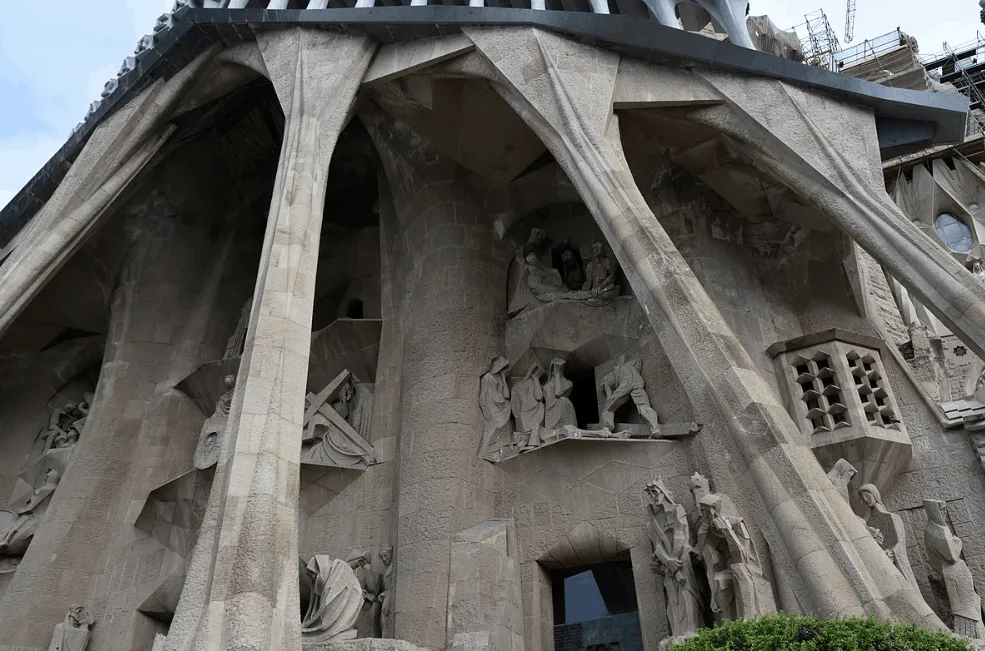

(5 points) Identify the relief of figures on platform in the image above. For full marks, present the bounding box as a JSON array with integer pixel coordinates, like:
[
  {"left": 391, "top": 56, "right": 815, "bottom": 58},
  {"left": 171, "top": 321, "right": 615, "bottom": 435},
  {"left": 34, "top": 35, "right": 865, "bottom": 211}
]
[
  {"left": 301, "top": 369, "right": 376, "bottom": 470},
  {"left": 508, "top": 229, "right": 620, "bottom": 316}
]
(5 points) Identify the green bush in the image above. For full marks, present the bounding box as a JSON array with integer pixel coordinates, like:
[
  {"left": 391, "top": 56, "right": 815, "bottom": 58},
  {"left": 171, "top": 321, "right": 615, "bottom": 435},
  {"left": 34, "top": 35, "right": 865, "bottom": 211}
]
[{"left": 670, "top": 613, "right": 972, "bottom": 651}]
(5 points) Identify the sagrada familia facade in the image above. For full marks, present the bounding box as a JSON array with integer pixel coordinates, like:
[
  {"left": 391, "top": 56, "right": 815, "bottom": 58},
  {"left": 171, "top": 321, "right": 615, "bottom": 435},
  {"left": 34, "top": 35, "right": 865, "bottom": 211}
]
[{"left": 1, "top": 1, "right": 985, "bottom": 650}]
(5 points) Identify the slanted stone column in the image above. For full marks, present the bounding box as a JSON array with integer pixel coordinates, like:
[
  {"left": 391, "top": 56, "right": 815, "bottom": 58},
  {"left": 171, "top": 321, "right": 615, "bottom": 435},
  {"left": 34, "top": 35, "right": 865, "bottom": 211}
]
[
  {"left": 162, "top": 30, "right": 375, "bottom": 651},
  {"left": 363, "top": 110, "right": 508, "bottom": 650},
  {"left": 462, "top": 27, "right": 944, "bottom": 628}
]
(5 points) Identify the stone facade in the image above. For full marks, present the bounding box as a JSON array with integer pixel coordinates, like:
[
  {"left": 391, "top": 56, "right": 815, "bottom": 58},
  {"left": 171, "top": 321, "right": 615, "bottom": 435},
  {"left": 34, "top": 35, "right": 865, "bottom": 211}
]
[{"left": 0, "top": 5, "right": 984, "bottom": 651}]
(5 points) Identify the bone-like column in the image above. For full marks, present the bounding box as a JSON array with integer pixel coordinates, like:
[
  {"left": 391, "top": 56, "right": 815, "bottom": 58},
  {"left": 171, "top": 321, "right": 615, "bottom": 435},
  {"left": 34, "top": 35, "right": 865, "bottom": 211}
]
[
  {"left": 687, "top": 73, "right": 985, "bottom": 360},
  {"left": 0, "top": 50, "right": 216, "bottom": 340},
  {"left": 462, "top": 26, "right": 944, "bottom": 627},
  {"left": 162, "top": 30, "right": 375, "bottom": 651}
]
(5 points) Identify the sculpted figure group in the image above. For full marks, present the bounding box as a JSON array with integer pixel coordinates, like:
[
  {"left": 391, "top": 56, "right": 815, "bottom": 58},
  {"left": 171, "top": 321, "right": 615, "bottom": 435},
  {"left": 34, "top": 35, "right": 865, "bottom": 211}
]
[
  {"left": 645, "top": 474, "right": 775, "bottom": 647},
  {"left": 479, "top": 355, "right": 664, "bottom": 460}
]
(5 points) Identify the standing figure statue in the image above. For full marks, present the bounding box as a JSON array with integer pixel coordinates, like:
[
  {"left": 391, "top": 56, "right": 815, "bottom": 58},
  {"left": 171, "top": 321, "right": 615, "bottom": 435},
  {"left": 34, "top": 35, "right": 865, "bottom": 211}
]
[
  {"left": 379, "top": 547, "right": 394, "bottom": 638},
  {"left": 583, "top": 241, "right": 617, "bottom": 298},
  {"left": 644, "top": 479, "right": 702, "bottom": 643},
  {"left": 479, "top": 357, "right": 513, "bottom": 456},
  {"left": 600, "top": 357, "right": 661, "bottom": 435},
  {"left": 697, "top": 494, "right": 776, "bottom": 620},
  {"left": 0, "top": 469, "right": 61, "bottom": 555},
  {"left": 193, "top": 375, "right": 235, "bottom": 470},
  {"left": 47, "top": 605, "right": 93, "bottom": 651},
  {"left": 511, "top": 363, "right": 545, "bottom": 450},
  {"left": 347, "top": 550, "right": 382, "bottom": 639},
  {"left": 858, "top": 484, "right": 918, "bottom": 589},
  {"left": 923, "top": 499, "right": 985, "bottom": 640},
  {"left": 301, "top": 555, "right": 363, "bottom": 642},
  {"left": 543, "top": 358, "right": 577, "bottom": 430}
]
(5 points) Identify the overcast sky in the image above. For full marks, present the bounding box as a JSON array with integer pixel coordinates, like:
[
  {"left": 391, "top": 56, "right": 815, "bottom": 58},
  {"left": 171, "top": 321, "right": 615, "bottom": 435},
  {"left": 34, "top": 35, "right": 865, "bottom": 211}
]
[{"left": 0, "top": 0, "right": 981, "bottom": 210}]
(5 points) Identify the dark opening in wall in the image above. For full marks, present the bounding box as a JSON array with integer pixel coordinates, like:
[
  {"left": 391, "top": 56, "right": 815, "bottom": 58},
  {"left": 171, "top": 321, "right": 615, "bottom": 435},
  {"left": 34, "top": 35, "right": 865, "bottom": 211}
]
[
  {"left": 346, "top": 299, "right": 364, "bottom": 319},
  {"left": 569, "top": 369, "right": 600, "bottom": 428},
  {"left": 551, "top": 562, "right": 642, "bottom": 651}
]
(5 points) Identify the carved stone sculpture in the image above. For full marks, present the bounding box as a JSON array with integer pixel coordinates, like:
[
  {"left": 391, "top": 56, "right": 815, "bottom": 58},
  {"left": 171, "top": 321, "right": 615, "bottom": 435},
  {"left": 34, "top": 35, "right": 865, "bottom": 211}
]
[
  {"left": 301, "top": 370, "right": 375, "bottom": 469},
  {"left": 859, "top": 484, "right": 919, "bottom": 589},
  {"left": 193, "top": 375, "right": 235, "bottom": 470},
  {"left": 973, "top": 261, "right": 985, "bottom": 279},
  {"left": 696, "top": 493, "right": 776, "bottom": 620},
  {"left": 826, "top": 459, "right": 857, "bottom": 504},
  {"left": 554, "top": 239, "right": 585, "bottom": 290},
  {"left": 42, "top": 395, "right": 92, "bottom": 454},
  {"left": 544, "top": 358, "right": 577, "bottom": 430},
  {"left": 379, "top": 547, "right": 394, "bottom": 638},
  {"left": 302, "top": 555, "right": 362, "bottom": 642},
  {"left": 923, "top": 499, "right": 985, "bottom": 640},
  {"left": 47, "top": 605, "right": 93, "bottom": 651},
  {"left": 0, "top": 469, "right": 60, "bottom": 555},
  {"left": 348, "top": 550, "right": 382, "bottom": 638},
  {"left": 511, "top": 363, "right": 545, "bottom": 449},
  {"left": 600, "top": 357, "right": 661, "bottom": 435},
  {"left": 224, "top": 297, "right": 253, "bottom": 359},
  {"left": 645, "top": 479, "right": 701, "bottom": 644},
  {"left": 583, "top": 241, "right": 618, "bottom": 298},
  {"left": 479, "top": 357, "right": 513, "bottom": 455},
  {"left": 100, "top": 78, "right": 119, "bottom": 99}
]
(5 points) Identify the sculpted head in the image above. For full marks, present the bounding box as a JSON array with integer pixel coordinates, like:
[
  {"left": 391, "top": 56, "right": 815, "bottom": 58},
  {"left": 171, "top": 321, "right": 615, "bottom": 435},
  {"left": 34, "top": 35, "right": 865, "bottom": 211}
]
[
  {"left": 829, "top": 459, "right": 857, "bottom": 482},
  {"left": 644, "top": 478, "right": 673, "bottom": 507},
  {"left": 528, "top": 228, "right": 546, "bottom": 246},
  {"left": 592, "top": 241, "right": 604, "bottom": 258},
  {"left": 223, "top": 374, "right": 236, "bottom": 390},
  {"left": 488, "top": 357, "right": 509, "bottom": 375},
  {"left": 689, "top": 472, "right": 710, "bottom": 497},
  {"left": 698, "top": 494, "right": 722, "bottom": 522},
  {"left": 857, "top": 484, "right": 882, "bottom": 509},
  {"left": 346, "top": 550, "right": 369, "bottom": 568},
  {"left": 379, "top": 547, "right": 393, "bottom": 566},
  {"left": 924, "top": 499, "right": 948, "bottom": 526}
]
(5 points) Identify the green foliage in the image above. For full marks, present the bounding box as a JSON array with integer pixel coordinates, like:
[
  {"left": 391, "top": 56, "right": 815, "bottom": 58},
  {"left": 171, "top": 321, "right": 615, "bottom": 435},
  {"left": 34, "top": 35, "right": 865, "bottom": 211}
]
[{"left": 670, "top": 613, "right": 972, "bottom": 651}]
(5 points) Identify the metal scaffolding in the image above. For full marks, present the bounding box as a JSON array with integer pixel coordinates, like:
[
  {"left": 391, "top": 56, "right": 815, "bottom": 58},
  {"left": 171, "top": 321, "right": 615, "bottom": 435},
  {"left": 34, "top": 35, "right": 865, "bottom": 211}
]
[{"left": 801, "top": 9, "right": 841, "bottom": 70}]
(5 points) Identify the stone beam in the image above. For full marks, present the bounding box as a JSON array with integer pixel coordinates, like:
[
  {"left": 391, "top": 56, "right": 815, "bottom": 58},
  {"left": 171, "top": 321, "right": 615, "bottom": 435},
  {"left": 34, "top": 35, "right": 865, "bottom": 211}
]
[
  {"left": 462, "top": 26, "right": 945, "bottom": 627},
  {"left": 162, "top": 29, "right": 375, "bottom": 651},
  {"left": 0, "top": 49, "right": 216, "bottom": 341},
  {"left": 687, "top": 73, "right": 985, "bottom": 360}
]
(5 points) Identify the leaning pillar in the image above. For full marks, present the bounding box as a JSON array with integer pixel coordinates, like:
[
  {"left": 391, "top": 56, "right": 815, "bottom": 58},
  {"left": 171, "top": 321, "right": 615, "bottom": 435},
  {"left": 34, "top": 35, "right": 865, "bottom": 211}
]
[
  {"left": 363, "top": 109, "right": 508, "bottom": 650},
  {"left": 162, "top": 30, "right": 375, "bottom": 651},
  {"left": 462, "top": 27, "right": 944, "bottom": 627}
]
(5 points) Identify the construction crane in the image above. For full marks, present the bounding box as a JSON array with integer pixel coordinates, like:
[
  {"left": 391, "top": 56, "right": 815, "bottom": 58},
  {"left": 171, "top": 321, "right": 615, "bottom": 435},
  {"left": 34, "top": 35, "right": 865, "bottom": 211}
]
[{"left": 845, "top": 0, "right": 857, "bottom": 43}]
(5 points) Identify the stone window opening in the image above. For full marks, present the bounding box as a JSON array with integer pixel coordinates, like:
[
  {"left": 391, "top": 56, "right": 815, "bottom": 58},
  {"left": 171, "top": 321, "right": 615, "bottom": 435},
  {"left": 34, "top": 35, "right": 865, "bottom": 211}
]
[
  {"left": 550, "top": 562, "right": 642, "bottom": 651},
  {"left": 792, "top": 351, "right": 850, "bottom": 434},
  {"left": 847, "top": 350, "right": 900, "bottom": 430}
]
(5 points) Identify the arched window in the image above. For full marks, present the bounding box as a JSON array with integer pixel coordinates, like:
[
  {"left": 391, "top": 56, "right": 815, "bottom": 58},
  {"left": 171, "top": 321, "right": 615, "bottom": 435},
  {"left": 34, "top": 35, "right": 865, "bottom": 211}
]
[{"left": 935, "top": 213, "right": 974, "bottom": 252}]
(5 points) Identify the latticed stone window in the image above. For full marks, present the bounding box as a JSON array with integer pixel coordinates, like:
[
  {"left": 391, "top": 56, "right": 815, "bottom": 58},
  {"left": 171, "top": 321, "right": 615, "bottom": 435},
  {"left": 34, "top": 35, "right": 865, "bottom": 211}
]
[{"left": 769, "top": 329, "right": 911, "bottom": 488}]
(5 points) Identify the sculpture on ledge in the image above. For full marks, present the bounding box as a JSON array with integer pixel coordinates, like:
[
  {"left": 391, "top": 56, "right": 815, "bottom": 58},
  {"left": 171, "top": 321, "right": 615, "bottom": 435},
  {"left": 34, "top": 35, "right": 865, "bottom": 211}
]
[
  {"left": 379, "top": 547, "right": 394, "bottom": 638},
  {"left": 193, "top": 374, "right": 235, "bottom": 470},
  {"left": 479, "top": 357, "right": 513, "bottom": 455},
  {"left": 348, "top": 550, "right": 383, "bottom": 638},
  {"left": 0, "top": 469, "right": 60, "bottom": 556},
  {"left": 696, "top": 493, "right": 776, "bottom": 620},
  {"left": 923, "top": 499, "right": 985, "bottom": 640},
  {"left": 224, "top": 297, "right": 253, "bottom": 359},
  {"left": 302, "top": 555, "right": 363, "bottom": 643},
  {"left": 645, "top": 478, "right": 701, "bottom": 644},
  {"left": 42, "top": 395, "right": 92, "bottom": 454},
  {"left": 301, "top": 370, "right": 375, "bottom": 469},
  {"left": 858, "top": 484, "right": 918, "bottom": 589},
  {"left": 544, "top": 358, "right": 577, "bottom": 430},
  {"left": 600, "top": 357, "right": 661, "bottom": 435},
  {"left": 47, "top": 605, "right": 93, "bottom": 651},
  {"left": 511, "top": 363, "right": 546, "bottom": 450}
]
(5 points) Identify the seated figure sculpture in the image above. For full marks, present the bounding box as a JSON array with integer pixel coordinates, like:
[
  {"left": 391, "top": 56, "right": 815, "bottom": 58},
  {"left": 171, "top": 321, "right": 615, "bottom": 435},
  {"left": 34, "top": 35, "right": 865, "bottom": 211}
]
[
  {"left": 924, "top": 499, "right": 985, "bottom": 640},
  {"left": 696, "top": 493, "right": 776, "bottom": 620},
  {"left": 47, "top": 605, "right": 93, "bottom": 651},
  {"left": 302, "top": 555, "right": 363, "bottom": 643},
  {"left": 301, "top": 370, "right": 375, "bottom": 469},
  {"left": 193, "top": 375, "right": 235, "bottom": 470},
  {"left": 600, "top": 356, "right": 661, "bottom": 435},
  {"left": 0, "top": 469, "right": 60, "bottom": 556}
]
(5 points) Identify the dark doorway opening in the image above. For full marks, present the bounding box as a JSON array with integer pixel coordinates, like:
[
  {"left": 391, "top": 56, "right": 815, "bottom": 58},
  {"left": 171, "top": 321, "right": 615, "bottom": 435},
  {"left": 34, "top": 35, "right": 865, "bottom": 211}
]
[
  {"left": 551, "top": 562, "right": 642, "bottom": 651},
  {"left": 568, "top": 369, "right": 600, "bottom": 428},
  {"left": 346, "top": 299, "right": 365, "bottom": 319}
]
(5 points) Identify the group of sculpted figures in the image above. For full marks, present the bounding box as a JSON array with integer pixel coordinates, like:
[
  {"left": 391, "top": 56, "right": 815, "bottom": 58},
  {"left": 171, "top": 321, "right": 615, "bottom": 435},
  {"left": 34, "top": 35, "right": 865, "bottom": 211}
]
[
  {"left": 509, "top": 228, "right": 621, "bottom": 316},
  {"left": 645, "top": 474, "right": 776, "bottom": 646},
  {"left": 479, "top": 354, "right": 662, "bottom": 460},
  {"left": 301, "top": 548, "right": 394, "bottom": 645},
  {"left": 194, "top": 369, "right": 375, "bottom": 471},
  {"left": 828, "top": 460, "right": 985, "bottom": 641}
]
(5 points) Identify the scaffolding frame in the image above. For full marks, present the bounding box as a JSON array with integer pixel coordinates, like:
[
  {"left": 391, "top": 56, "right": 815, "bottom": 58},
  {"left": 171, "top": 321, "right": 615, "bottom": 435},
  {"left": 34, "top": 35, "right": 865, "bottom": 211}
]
[
  {"left": 799, "top": 9, "right": 841, "bottom": 71},
  {"left": 922, "top": 34, "right": 985, "bottom": 135}
]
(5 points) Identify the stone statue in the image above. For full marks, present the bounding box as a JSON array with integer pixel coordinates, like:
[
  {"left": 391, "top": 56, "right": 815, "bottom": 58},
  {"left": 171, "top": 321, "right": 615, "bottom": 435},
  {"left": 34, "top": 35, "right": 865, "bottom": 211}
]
[
  {"left": 696, "top": 494, "right": 776, "bottom": 620},
  {"left": 302, "top": 555, "right": 363, "bottom": 642},
  {"left": 972, "top": 261, "right": 985, "bottom": 280},
  {"left": 553, "top": 238, "right": 585, "bottom": 290},
  {"left": 193, "top": 375, "right": 235, "bottom": 470},
  {"left": 42, "top": 396, "right": 92, "bottom": 454},
  {"left": 301, "top": 372, "right": 375, "bottom": 469},
  {"left": 826, "top": 459, "right": 857, "bottom": 504},
  {"left": 224, "top": 297, "right": 254, "bottom": 359},
  {"left": 379, "top": 547, "right": 394, "bottom": 638},
  {"left": 644, "top": 479, "right": 701, "bottom": 643},
  {"left": 479, "top": 357, "right": 513, "bottom": 455},
  {"left": 858, "top": 484, "right": 918, "bottom": 589},
  {"left": 100, "top": 78, "right": 119, "bottom": 99},
  {"left": 600, "top": 357, "right": 661, "bottom": 435},
  {"left": 583, "top": 241, "right": 617, "bottom": 298},
  {"left": 511, "top": 363, "right": 545, "bottom": 449},
  {"left": 0, "top": 469, "right": 60, "bottom": 555},
  {"left": 923, "top": 499, "right": 985, "bottom": 640},
  {"left": 347, "top": 550, "right": 382, "bottom": 638},
  {"left": 543, "top": 358, "right": 577, "bottom": 430},
  {"left": 47, "top": 605, "right": 93, "bottom": 651}
]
